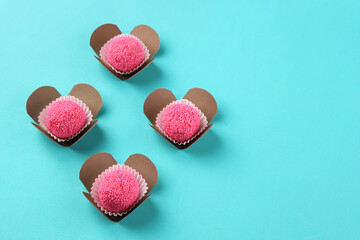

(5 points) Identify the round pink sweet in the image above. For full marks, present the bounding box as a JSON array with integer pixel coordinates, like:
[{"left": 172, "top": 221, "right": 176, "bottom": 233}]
[
  {"left": 106, "top": 35, "right": 145, "bottom": 72},
  {"left": 98, "top": 170, "right": 139, "bottom": 213},
  {"left": 161, "top": 103, "right": 201, "bottom": 143},
  {"left": 46, "top": 100, "right": 87, "bottom": 139}
]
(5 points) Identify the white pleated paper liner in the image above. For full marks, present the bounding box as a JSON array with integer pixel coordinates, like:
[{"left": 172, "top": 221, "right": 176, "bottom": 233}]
[
  {"left": 90, "top": 164, "right": 148, "bottom": 217},
  {"left": 155, "top": 99, "right": 208, "bottom": 145},
  {"left": 99, "top": 34, "right": 150, "bottom": 75},
  {"left": 38, "top": 95, "right": 93, "bottom": 142}
]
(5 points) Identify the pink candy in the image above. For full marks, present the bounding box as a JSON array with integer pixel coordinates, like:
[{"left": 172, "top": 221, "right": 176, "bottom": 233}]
[
  {"left": 106, "top": 35, "right": 145, "bottom": 72},
  {"left": 161, "top": 103, "right": 201, "bottom": 143},
  {"left": 98, "top": 170, "right": 139, "bottom": 213},
  {"left": 46, "top": 100, "right": 87, "bottom": 139}
]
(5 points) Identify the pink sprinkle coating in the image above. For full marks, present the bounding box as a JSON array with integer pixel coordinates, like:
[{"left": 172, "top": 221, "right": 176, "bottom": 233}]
[
  {"left": 161, "top": 103, "right": 201, "bottom": 143},
  {"left": 98, "top": 170, "right": 139, "bottom": 213},
  {"left": 46, "top": 100, "right": 87, "bottom": 139},
  {"left": 106, "top": 35, "right": 145, "bottom": 72}
]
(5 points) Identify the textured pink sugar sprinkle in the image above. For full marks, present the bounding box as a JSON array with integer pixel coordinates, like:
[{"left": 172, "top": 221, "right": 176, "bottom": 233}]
[
  {"left": 46, "top": 100, "right": 87, "bottom": 139},
  {"left": 106, "top": 36, "right": 145, "bottom": 72},
  {"left": 161, "top": 103, "right": 201, "bottom": 143},
  {"left": 98, "top": 170, "right": 139, "bottom": 213}
]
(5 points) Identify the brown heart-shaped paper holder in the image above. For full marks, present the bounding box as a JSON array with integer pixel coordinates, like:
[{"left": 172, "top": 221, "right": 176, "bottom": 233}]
[
  {"left": 143, "top": 88, "right": 217, "bottom": 149},
  {"left": 90, "top": 24, "right": 160, "bottom": 81},
  {"left": 79, "top": 152, "right": 158, "bottom": 222},
  {"left": 26, "top": 83, "right": 103, "bottom": 147}
]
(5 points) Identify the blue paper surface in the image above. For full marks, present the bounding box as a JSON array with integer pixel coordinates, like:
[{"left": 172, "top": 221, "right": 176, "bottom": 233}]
[{"left": 0, "top": 0, "right": 360, "bottom": 239}]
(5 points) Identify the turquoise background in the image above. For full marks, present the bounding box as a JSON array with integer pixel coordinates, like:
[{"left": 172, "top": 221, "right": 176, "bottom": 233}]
[{"left": 1, "top": 0, "right": 359, "bottom": 239}]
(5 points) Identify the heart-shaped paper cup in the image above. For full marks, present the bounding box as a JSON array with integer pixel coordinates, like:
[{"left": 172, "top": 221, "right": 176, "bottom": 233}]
[
  {"left": 26, "top": 84, "right": 102, "bottom": 147},
  {"left": 155, "top": 99, "right": 208, "bottom": 145},
  {"left": 143, "top": 88, "right": 218, "bottom": 149},
  {"left": 90, "top": 164, "right": 148, "bottom": 217},
  {"left": 79, "top": 152, "right": 158, "bottom": 222},
  {"left": 38, "top": 95, "right": 93, "bottom": 142},
  {"left": 90, "top": 24, "right": 160, "bottom": 81},
  {"left": 99, "top": 34, "right": 150, "bottom": 75}
]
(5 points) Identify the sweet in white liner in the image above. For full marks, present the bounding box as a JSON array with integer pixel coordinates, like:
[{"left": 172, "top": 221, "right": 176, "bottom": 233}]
[
  {"left": 155, "top": 99, "right": 208, "bottom": 145},
  {"left": 90, "top": 164, "right": 148, "bottom": 217},
  {"left": 99, "top": 34, "right": 150, "bottom": 75},
  {"left": 38, "top": 95, "right": 93, "bottom": 142}
]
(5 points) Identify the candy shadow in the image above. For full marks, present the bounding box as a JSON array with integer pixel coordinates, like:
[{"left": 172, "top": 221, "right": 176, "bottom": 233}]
[
  {"left": 125, "top": 64, "right": 163, "bottom": 87},
  {"left": 185, "top": 108, "right": 224, "bottom": 155},
  {"left": 120, "top": 200, "right": 159, "bottom": 228},
  {"left": 149, "top": 175, "right": 164, "bottom": 195},
  {"left": 212, "top": 109, "right": 223, "bottom": 123},
  {"left": 95, "top": 104, "right": 107, "bottom": 118},
  {"left": 155, "top": 44, "right": 165, "bottom": 57},
  {"left": 71, "top": 125, "right": 106, "bottom": 153},
  {"left": 185, "top": 130, "right": 222, "bottom": 157}
]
